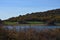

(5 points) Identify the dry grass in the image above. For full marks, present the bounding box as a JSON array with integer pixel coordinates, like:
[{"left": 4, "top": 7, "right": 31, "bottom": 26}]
[{"left": 0, "top": 26, "right": 60, "bottom": 40}]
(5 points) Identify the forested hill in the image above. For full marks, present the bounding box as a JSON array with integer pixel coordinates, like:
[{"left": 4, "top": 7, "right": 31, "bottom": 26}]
[{"left": 4, "top": 8, "right": 60, "bottom": 23}]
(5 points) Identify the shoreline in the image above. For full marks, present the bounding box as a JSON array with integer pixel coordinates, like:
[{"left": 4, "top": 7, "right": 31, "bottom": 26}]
[{"left": 3, "top": 24, "right": 60, "bottom": 26}]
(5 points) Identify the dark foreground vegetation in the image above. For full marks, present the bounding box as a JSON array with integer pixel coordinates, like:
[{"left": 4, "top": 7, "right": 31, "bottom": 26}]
[
  {"left": 1, "top": 8, "right": 60, "bottom": 25},
  {"left": 0, "top": 26, "right": 60, "bottom": 40}
]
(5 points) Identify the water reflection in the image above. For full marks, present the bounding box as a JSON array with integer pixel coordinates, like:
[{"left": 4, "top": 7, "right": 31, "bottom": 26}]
[{"left": 3, "top": 25, "right": 60, "bottom": 31}]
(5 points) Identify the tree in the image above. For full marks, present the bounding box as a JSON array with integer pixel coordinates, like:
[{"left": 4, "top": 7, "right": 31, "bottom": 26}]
[{"left": 0, "top": 19, "right": 3, "bottom": 25}]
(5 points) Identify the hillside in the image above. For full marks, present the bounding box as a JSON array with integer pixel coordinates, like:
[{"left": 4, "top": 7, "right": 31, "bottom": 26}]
[{"left": 3, "top": 8, "right": 60, "bottom": 25}]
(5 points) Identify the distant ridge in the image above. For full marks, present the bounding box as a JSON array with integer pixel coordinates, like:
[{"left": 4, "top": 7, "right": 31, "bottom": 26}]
[{"left": 4, "top": 8, "right": 60, "bottom": 23}]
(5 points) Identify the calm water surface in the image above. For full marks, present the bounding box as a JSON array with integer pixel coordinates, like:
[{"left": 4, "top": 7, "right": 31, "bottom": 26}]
[{"left": 3, "top": 25, "right": 60, "bottom": 31}]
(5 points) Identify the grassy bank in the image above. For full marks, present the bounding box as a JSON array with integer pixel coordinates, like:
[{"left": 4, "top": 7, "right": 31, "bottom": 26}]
[
  {"left": 3, "top": 21, "right": 45, "bottom": 26},
  {"left": 4, "top": 21, "right": 17, "bottom": 25},
  {"left": 3, "top": 21, "right": 60, "bottom": 26},
  {"left": 28, "top": 21, "right": 45, "bottom": 24}
]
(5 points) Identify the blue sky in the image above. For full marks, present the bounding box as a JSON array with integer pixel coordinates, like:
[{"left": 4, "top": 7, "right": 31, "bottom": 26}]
[{"left": 0, "top": 0, "right": 60, "bottom": 20}]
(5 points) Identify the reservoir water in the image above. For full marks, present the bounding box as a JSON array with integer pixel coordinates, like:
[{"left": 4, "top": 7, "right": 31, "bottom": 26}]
[{"left": 3, "top": 25, "right": 60, "bottom": 31}]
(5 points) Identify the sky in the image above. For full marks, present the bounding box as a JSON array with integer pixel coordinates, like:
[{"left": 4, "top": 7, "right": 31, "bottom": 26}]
[{"left": 0, "top": 0, "right": 60, "bottom": 20}]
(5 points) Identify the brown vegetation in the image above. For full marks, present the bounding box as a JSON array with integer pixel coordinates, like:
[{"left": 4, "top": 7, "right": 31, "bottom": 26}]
[
  {"left": 3, "top": 9, "right": 60, "bottom": 23},
  {"left": 0, "top": 26, "right": 60, "bottom": 40}
]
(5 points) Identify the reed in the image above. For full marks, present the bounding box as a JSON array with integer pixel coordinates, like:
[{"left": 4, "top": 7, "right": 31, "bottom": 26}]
[{"left": 0, "top": 27, "right": 60, "bottom": 40}]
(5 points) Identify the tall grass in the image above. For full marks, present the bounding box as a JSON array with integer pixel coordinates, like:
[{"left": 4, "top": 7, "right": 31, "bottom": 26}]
[{"left": 0, "top": 26, "right": 60, "bottom": 40}]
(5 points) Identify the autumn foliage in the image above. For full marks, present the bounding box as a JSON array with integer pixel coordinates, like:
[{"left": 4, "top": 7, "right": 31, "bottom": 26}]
[{"left": 3, "top": 9, "right": 60, "bottom": 25}]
